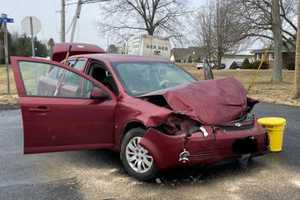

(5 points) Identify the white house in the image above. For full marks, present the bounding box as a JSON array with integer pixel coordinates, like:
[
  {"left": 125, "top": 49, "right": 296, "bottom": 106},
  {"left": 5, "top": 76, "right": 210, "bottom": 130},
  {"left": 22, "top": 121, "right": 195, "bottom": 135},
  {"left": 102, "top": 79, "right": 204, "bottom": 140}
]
[{"left": 221, "top": 51, "right": 255, "bottom": 69}]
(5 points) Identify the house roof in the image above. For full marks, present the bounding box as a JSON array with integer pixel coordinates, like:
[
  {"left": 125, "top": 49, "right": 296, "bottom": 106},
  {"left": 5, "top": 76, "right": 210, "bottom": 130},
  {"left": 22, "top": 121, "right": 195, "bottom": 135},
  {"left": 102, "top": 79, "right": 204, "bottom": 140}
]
[
  {"left": 252, "top": 42, "right": 296, "bottom": 54},
  {"left": 171, "top": 47, "right": 206, "bottom": 60}
]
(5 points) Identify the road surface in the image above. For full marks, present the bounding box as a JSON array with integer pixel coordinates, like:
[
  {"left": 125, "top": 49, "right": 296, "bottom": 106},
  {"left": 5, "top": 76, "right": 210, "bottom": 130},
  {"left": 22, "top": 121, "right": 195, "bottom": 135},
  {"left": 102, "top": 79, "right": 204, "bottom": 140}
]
[{"left": 0, "top": 103, "right": 299, "bottom": 200}]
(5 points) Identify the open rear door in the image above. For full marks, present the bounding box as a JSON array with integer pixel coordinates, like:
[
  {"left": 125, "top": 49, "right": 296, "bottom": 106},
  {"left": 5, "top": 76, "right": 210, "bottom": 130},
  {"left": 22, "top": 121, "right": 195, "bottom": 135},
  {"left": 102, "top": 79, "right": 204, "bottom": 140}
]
[{"left": 11, "top": 56, "right": 116, "bottom": 154}]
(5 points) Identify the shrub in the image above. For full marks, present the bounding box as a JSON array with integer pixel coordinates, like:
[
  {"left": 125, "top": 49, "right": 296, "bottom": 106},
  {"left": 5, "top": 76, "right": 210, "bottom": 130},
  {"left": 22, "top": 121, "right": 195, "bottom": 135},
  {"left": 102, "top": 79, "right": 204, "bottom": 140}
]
[
  {"left": 230, "top": 61, "right": 238, "bottom": 69},
  {"left": 242, "top": 58, "right": 251, "bottom": 69},
  {"left": 252, "top": 61, "right": 269, "bottom": 69},
  {"left": 240, "top": 60, "right": 269, "bottom": 70},
  {"left": 286, "top": 63, "right": 295, "bottom": 70}
]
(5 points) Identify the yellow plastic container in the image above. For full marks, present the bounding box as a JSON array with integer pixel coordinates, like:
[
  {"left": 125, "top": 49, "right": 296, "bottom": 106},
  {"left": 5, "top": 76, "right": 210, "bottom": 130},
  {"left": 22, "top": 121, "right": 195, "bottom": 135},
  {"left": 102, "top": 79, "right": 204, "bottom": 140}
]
[{"left": 257, "top": 117, "right": 286, "bottom": 152}]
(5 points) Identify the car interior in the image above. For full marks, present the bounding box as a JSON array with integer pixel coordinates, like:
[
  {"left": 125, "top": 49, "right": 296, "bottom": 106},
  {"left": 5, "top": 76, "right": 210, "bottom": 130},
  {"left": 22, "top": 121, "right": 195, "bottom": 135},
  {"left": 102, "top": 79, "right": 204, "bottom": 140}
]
[{"left": 88, "top": 61, "right": 118, "bottom": 95}]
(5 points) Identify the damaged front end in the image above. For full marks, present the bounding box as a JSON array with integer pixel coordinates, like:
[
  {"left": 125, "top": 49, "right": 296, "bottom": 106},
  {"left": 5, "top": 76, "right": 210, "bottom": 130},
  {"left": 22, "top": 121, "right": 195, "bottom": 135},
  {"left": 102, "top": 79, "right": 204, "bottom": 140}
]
[
  {"left": 153, "top": 113, "right": 210, "bottom": 163},
  {"left": 140, "top": 113, "right": 268, "bottom": 170},
  {"left": 138, "top": 78, "right": 268, "bottom": 170}
]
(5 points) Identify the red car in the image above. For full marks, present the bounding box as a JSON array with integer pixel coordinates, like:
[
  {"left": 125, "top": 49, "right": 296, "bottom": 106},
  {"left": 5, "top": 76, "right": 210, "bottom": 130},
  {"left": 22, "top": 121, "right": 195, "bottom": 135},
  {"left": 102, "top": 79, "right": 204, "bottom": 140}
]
[{"left": 11, "top": 43, "right": 268, "bottom": 181}]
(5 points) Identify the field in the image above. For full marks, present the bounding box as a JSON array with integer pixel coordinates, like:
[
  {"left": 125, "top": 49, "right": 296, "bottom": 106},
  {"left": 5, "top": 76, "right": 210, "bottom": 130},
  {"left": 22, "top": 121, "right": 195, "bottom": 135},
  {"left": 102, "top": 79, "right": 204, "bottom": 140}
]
[
  {"left": 0, "top": 65, "right": 18, "bottom": 107},
  {"left": 180, "top": 64, "right": 299, "bottom": 106},
  {"left": 0, "top": 64, "right": 299, "bottom": 107}
]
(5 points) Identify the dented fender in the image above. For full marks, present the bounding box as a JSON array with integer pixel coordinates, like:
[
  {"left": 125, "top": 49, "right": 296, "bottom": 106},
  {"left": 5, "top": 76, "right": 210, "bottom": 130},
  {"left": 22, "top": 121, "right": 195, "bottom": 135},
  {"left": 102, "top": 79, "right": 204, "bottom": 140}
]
[
  {"left": 139, "top": 126, "right": 216, "bottom": 170},
  {"left": 140, "top": 128, "right": 186, "bottom": 170},
  {"left": 139, "top": 122, "right": 268, "bottom": 170}
]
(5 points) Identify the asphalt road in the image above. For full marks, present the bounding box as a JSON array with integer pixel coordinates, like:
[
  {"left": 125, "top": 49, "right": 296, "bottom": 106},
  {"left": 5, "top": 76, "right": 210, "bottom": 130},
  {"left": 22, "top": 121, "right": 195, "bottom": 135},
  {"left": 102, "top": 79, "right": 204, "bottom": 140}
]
[{"left": 0, "top": 103, "right": 300, "bottom": 200}]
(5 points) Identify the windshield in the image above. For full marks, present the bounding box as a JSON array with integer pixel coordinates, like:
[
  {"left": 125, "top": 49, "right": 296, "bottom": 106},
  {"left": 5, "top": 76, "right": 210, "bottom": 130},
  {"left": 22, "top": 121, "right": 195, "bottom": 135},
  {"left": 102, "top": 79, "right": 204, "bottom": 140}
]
[{"left": 113, "top": 62, "right": 196, "bottom": 96}]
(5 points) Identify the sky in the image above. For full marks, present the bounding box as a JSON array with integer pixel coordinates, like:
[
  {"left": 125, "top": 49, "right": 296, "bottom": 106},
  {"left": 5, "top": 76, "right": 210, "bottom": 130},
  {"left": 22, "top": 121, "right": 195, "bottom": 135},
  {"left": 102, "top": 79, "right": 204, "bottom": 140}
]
[{"left": 2, "top": 0, "right": 204, "bottom": 48}]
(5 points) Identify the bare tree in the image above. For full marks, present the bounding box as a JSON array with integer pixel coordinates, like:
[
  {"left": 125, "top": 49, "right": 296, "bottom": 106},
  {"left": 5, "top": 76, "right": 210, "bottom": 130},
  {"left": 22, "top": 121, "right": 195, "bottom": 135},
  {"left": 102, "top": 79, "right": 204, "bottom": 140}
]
[
  {"left": 97, "top": 0, "right": 189, "bottom": 40},
  {"left": 294, "top": 0, "right": 300, "bottom": 98},
  {"left": 237, "top": 0, "right": 296, "bottom": 82},
  {"left": 238, "top": 0, "right": 297, "bottom": 49},
  {"left": 272, "top": 0, "right": 284, "bottom": 82},
  {"left": 195, "top": 0, "right": 247, "bottom": 67},
  {"left": 196, "top": 4, "right": 215, "bottom": 61}
]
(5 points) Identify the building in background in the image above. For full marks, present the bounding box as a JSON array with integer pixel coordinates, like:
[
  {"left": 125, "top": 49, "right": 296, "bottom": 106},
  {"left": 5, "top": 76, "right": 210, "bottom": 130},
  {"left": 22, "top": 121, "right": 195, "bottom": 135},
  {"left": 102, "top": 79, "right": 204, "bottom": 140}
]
[
  {"left": 171, "top": 47, "right": 206, "bottom": 63},
  {"left": 125, "top": 34, "right": 171, "bottom": 58},
  {"left": 252, "top": 45, "right": 295, "bottom": 70},
  {"left": 106, "top": 44, "right": 120, "bottom": 54},
  {"left": 221, "top": 51, "right": 255, "bottom": 69}
]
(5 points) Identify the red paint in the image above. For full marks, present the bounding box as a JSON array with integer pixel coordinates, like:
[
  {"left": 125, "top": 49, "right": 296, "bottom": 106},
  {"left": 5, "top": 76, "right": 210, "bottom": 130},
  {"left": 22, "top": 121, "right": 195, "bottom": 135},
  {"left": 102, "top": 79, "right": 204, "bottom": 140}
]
[
  {"left": 154, "top": 78, "right": 248, "bottom": 125},
  {"left": 11, "top": 51, "right": 268, "bottom": 171},
  {"left": 140, "top": 121, "right": 267, "bottom": 170},
  {"left": 52, "top": 43, "right": 105, "bottom": 62}
]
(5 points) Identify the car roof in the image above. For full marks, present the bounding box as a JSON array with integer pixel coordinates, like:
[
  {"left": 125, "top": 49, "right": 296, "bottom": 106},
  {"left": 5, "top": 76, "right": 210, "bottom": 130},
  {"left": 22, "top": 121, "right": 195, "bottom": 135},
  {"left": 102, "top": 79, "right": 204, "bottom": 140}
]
[{"left": 70, "top": 53, "right": 170, "bottom": 63}]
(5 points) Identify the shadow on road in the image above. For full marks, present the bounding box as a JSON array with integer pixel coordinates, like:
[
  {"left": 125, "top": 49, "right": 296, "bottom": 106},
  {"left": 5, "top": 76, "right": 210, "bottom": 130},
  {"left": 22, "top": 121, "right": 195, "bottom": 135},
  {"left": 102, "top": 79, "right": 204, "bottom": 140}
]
[{"left": 68, "top": 149, "right": 269, "bottom": 186}]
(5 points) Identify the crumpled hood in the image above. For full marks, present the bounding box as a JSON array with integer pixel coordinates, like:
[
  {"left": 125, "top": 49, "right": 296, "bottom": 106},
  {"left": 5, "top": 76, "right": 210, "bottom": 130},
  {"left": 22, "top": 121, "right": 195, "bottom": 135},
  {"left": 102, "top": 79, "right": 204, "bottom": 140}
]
[{"left": 143, "top": 78, "right": 248, "bottom": 125}]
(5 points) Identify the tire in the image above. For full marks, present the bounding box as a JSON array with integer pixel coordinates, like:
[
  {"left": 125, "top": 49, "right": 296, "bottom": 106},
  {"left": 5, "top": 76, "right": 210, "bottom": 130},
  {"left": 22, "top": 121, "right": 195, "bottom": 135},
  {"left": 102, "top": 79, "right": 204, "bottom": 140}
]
[{"left": 120, "top": 128, "right": 158, "bottom": 181}]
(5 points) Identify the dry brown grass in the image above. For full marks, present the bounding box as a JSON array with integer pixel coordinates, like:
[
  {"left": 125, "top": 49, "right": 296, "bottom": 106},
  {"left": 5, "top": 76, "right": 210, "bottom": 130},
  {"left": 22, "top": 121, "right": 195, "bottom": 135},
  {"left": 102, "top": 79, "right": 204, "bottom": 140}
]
[
  {"left": 181, "top": 64, "right": 300, "bottom": 106},
  {"left": 0, "top": 66, "right": 17, "bottom": 106},
  {"left": 0, "top": 64, "right": 299, "bottom": 107}
]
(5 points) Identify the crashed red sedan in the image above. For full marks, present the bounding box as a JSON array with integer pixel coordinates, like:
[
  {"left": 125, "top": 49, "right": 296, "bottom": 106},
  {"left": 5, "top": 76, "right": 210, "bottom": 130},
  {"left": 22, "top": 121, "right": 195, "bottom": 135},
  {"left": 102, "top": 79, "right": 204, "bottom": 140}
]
[{"left": 11, "top": 43, "right": 268, "bottom": 181}]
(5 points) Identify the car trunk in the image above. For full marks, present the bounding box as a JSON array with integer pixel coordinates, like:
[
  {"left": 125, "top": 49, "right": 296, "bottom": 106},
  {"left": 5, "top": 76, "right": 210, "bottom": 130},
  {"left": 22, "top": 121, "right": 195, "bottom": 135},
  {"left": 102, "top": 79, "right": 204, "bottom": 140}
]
[
  {"left": 142, "top": 78, "right": 255, "bottom": 126},
  {"left": 51, "top": 43, "right": 105, "bottom": 62}
]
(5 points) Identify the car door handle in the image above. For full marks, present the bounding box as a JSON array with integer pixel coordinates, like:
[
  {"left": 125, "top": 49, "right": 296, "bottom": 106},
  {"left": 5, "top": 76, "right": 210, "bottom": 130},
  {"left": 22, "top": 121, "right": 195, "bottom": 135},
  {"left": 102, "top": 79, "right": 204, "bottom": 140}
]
[{"left": 29, "top": 106, "right": 50, "bottom": 113}]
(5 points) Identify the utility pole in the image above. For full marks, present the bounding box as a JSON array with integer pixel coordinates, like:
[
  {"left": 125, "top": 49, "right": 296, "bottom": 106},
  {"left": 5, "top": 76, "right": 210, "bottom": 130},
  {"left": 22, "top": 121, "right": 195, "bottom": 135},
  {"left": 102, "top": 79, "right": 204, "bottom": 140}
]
[
  {"left": 68, "top": 0, "right": 111, "bottom": 43},
  {"left": 216, "top": 0, "right": 222, "bottom": 68},
  {"left": 3, "top": 17, "right": 10, "bottom": 94},
  {"left": 294, "top": 0, "right": 300, "bottom": 98},
  {"left": 61, "top": 0, "right": 66, "bottom": 42},
  {"left": 0, "top": 14, "right": 14, "bottom": 95},
  {"left": 29, "top": 17, "right": 35, "bottom": 57},
  {"left": 48, "top": 38, "right": 55, "bottom": 58},
  {"left": 70, "top": 0, "right": 82, "bottom": 43},
  {"left": 271, "top": 0, "right": 283, "bottom": 82}
]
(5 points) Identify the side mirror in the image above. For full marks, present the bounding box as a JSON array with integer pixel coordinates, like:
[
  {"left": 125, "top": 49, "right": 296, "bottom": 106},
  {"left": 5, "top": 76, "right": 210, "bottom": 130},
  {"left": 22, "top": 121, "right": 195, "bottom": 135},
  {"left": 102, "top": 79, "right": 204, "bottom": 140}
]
[{"left": 90, "top": 87, "right": 110, "bottom": 101}]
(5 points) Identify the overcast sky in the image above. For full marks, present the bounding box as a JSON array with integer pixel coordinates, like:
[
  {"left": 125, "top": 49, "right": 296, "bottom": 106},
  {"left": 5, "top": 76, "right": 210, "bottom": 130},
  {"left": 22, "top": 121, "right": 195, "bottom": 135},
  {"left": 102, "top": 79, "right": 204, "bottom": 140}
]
[{"left": 2, "top": 0, "right": 204, "bottom": 48}]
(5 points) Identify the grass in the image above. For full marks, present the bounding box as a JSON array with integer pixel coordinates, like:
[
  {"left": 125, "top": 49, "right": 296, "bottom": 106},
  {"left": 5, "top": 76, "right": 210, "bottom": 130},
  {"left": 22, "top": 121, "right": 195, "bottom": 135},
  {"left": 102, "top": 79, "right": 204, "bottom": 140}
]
[
  {"left": 0, "top": 65, "right": 18, "bottom": 106},
  {"left": 0, "top": 63, "right": 299, "bottom": 107}
]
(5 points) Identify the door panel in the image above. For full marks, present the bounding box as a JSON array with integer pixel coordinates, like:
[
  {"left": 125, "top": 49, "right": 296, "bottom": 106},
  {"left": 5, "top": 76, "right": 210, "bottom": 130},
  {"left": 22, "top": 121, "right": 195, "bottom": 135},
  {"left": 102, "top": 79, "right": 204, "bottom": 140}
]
[
  {"left": 10, "top": 57, "right": 116, "bottom": 154},
  {"left": 21, "top": 97, "right": 115, "bottom": 154}
]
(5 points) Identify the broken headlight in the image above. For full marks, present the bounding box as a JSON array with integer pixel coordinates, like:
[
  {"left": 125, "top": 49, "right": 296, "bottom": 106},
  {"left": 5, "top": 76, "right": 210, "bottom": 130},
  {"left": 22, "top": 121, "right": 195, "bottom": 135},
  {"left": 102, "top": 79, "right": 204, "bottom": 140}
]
[{"left": 155, "top": 114, "right": 204, "bottom": 136}]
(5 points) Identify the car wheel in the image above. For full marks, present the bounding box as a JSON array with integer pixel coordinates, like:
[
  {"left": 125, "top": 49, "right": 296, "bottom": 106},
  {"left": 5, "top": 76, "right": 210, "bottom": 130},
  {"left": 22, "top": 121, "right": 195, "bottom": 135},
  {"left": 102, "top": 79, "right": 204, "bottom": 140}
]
[{"left": 120, "top": 128, "right": 158, "bottom": 181}]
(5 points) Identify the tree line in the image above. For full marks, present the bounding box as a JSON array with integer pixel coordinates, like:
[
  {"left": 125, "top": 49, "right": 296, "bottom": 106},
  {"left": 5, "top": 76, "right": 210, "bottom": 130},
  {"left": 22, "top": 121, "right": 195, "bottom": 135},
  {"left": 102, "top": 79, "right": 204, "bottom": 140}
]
[
  {"left": 97, "top": 0, "right": 300, "bottom": 97},
  {"left": 0, "top": 31, "right": 48, "bottom": 64},
  {"left": 194, "top": 0, "right": 296, "bottom": 78},
  {"left": 98, "top": 0, "right": 295, "bottom": 71},
  {"left": 195, "top": 0, "right": 295, "bottom": 80}
]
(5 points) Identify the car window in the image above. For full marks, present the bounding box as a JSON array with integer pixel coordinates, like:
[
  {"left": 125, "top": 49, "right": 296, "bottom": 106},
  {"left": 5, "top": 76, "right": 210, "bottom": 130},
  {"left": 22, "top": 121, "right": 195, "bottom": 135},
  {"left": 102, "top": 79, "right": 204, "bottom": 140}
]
[
  {"left": 18, "top": 61, "right": 93, "bottom": 98},
  {"left": 63, "top": 71, "right": 81, "bottom": 86},
  {"left": 57, "top": 71, "right": 93, "bottom": 98},
  {"left": 48, "top": 67, "right": 64, "bottom": 80},
  {"left": 89, "top": 62, "right": 119, "bottom": 95},
  {"left": 67, "top": 59, "right": 86, "bottom": 70}
]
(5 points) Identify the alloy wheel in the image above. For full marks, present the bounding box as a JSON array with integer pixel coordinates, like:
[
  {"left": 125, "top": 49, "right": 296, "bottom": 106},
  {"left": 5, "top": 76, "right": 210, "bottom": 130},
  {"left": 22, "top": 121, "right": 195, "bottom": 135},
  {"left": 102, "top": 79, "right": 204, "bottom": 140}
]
[{"left": 125, "top": 136, "right": 154, "bottom": 174}]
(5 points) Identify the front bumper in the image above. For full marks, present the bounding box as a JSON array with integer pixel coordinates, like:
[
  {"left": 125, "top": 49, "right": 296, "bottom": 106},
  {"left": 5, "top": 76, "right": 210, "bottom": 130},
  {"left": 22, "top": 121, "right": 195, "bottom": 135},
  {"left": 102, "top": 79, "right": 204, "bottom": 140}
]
[{"left": 140, "top": 121, "right": 269, "bottom": 170}]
